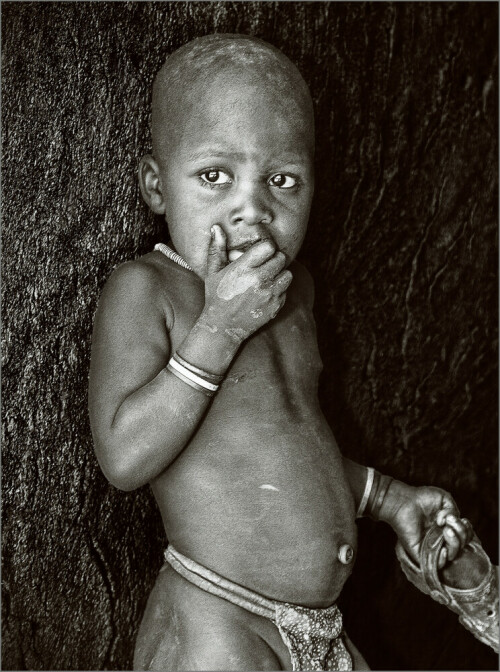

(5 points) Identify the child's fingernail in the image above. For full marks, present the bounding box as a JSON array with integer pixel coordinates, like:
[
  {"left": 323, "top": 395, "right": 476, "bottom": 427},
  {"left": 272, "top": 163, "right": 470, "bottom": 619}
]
[{"left": 210, "top": 225, "right": 216, "bottom": 239}]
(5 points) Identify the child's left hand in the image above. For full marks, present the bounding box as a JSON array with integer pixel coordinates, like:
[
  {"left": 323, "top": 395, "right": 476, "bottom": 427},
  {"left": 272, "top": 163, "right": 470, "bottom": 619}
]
[{"left": 378, "top": 480, "right": 474, "bottom": 569}]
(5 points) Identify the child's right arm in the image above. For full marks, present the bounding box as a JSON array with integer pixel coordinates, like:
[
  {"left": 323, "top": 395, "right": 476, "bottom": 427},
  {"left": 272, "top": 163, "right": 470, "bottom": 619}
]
[{"left": 88, "top": 229, "right": 291, "bottom": 491}]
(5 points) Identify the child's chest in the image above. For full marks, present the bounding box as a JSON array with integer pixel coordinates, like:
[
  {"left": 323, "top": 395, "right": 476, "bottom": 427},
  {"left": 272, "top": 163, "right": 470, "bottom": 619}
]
[
  {"left": 166, "top": 271, "right": 323, "bottom": 392},
  {"left": 238, "top": 295, "right": 323, "bottom": 390}
]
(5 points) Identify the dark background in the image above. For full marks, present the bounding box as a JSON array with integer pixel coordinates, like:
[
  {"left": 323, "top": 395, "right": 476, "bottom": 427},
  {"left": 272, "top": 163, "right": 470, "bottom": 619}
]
[{"left": 2, "top": 2, "right": 498, "bottom": 670}]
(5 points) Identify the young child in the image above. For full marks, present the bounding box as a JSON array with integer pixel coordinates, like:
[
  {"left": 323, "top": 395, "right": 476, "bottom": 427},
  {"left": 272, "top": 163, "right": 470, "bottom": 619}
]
[{"left": 89, "top": 34, "right": 497, "bottom": 670}]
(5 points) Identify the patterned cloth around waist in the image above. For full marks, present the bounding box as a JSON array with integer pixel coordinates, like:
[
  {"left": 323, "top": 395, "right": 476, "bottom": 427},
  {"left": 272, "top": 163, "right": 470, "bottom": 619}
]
[
  {"left": 275, "top": 601, "right": 352, "bottom": 670},
  {"left": 164, "top": 545, "right": 353, "bottom": 671}
]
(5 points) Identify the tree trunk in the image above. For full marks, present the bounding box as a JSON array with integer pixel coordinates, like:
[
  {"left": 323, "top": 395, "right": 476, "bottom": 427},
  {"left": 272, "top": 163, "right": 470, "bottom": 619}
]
[{"left": 2, "top": 2, "right": 497, "bottom": 669}]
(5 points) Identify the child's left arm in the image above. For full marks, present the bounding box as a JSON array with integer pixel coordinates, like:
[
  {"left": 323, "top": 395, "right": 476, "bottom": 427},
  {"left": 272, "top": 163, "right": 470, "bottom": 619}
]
[
  {"left": 301, "top": 266, "right": 472, "bottom": 568},
  {"left": 343, "top": 459, "right": 473, "bottom": 568}
]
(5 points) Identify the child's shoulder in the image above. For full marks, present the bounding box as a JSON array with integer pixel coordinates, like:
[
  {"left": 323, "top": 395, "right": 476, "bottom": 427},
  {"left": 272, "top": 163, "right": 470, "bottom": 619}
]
[
  {"left": 96, "top": 251, "right": 182, "bottom": 329},
  {"left": 106, "top": 251, "right": 163, "bottom": 290},
  {"left": 102, "top": 252, "right": 167, "bottom": 301}
]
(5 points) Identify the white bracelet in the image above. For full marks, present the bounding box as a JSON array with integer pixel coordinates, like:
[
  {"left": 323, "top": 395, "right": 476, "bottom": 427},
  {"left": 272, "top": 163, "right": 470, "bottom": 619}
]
[
  {"left": 356, "top": 467, "right": 375, "bottom": 518},
  {"left": 174, "top": 352, "right": 223, "bottom": 384},
  {"left": 167, "top": 357, "right": 220, "bottom": 396}
]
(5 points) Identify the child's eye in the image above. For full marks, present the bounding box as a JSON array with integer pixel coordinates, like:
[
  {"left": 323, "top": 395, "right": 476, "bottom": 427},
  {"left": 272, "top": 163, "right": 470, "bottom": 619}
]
[
  {"left": 268, "top": 174, "right": 297, "bottom": 189},
  {"left": 200, "top": 170, "right": 232, "bottom": 185}
]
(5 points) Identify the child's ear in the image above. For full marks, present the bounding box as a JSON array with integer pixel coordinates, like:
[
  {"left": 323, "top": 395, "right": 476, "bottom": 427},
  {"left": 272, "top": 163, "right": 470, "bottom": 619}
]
[{"left": 138, "top": 155, "right": 166, "bottom": 214}]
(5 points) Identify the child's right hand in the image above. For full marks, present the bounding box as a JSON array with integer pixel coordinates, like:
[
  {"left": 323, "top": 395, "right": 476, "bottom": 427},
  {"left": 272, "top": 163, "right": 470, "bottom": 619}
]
[{"left": 200, "top": 224, "right": 293, "bottom": 342}]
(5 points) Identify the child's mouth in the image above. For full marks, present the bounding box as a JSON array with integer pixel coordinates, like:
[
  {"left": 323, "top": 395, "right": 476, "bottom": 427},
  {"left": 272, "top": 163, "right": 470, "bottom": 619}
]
[
  {"left": 227, "top": 238, "right": 273, "bottom": 262},
  {"left": 228, "top": 249, "right": 245, "bottom": 262}
]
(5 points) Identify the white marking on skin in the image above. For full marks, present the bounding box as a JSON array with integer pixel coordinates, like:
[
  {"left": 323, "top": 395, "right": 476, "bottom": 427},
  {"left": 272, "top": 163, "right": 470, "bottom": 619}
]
[
  {"left": 217, "top": 274, "right": 254, "bottom": 300},
  {"left": 224, "top": 327, "right": 248, "bottom": 342},
  {"left": 250, "top": 309, "right": 263, "bottom": 319},
  {"left": 259, "top": 484, "right": 279, "bottom": 492},
  {"left": 198, "top": 322, "right": 218, "bottom": 334}
]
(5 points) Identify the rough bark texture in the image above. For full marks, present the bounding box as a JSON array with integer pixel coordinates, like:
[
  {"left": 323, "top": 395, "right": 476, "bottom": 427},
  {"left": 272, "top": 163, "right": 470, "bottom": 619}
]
[{"left": 2, "top": 2, "right": 497, "bottom": 670}]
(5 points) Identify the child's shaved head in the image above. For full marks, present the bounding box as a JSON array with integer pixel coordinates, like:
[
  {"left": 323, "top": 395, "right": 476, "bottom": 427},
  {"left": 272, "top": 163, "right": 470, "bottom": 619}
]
[
  {"left": 152, "top": 34, "right": 314, "bottom": 162},
  {"left": 140, "top": 34, "right": 315, "bottom": 276}
]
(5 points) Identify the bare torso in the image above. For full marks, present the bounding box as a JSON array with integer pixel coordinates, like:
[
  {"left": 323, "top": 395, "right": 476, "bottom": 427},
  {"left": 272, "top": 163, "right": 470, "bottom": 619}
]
[{"left": 149, "top": 253, "right": 357, "bottom": 607}]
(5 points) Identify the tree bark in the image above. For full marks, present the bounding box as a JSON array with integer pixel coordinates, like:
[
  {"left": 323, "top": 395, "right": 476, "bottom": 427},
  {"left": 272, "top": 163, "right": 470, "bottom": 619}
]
[{"left": 2, "top": 2, "right": 497, "bottom": 669}]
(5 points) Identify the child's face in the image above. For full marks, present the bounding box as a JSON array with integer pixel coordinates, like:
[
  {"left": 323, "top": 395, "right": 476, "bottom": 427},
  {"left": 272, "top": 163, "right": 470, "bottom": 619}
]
[{"left": 155, "top": 70, "right": 314, "bottom": 277}]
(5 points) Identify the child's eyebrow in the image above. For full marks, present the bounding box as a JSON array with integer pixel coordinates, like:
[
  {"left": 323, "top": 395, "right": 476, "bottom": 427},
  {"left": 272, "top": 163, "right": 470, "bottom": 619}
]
[
  {"left": 186, "top": 148, "right": 248, "bottom": 162},
  {"left": 185, "top": 147, "right": 308, "bottom": 166}
]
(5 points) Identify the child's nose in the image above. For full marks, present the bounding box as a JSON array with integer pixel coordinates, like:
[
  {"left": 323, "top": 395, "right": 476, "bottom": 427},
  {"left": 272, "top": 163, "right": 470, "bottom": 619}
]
[{"left": 229, "top": 180, "right": 273, "bottom": 228}]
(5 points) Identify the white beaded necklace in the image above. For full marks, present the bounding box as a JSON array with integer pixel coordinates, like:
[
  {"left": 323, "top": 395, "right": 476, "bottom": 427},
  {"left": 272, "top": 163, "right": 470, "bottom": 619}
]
[{"left": 154, "top": 243, "right": 193, "bottom": 271}]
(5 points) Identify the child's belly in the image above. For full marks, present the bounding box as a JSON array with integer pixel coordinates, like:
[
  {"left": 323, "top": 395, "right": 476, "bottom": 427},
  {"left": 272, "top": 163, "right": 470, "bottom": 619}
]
[{"left": 152, "top": 364, "right": 357, "bottom": 607}]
